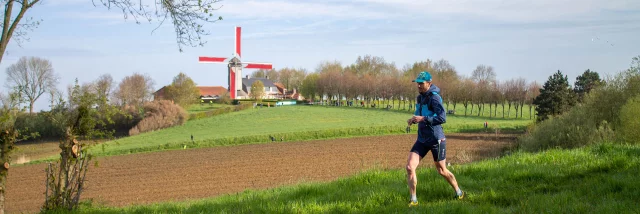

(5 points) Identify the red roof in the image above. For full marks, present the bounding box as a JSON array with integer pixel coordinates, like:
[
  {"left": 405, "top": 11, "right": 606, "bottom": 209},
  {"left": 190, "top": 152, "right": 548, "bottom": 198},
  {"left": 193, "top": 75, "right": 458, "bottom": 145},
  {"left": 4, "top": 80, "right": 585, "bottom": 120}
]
[
  {"left": 273, "top": 83, "right": 286, "bottom": 94},
  {"left": 197, "top": 86, "right": 227, "bottom": 96}
]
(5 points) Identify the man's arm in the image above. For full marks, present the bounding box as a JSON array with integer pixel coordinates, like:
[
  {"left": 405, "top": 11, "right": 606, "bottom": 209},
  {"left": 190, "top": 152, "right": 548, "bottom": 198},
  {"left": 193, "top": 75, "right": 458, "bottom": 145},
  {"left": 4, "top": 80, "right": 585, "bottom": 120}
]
[
  {"left": 425, "top": 94, "right": 446, "bottom": 125},
  {"left": 413, "top": 95, "right": 421, "bottom": 116}
]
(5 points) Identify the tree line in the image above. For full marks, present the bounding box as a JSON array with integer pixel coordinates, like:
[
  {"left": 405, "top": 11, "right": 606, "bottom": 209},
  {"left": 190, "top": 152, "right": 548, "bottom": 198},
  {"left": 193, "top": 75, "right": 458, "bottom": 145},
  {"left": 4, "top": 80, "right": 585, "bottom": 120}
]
[{"left": 287, "top": 55, "right": 542, "bottom": 119}]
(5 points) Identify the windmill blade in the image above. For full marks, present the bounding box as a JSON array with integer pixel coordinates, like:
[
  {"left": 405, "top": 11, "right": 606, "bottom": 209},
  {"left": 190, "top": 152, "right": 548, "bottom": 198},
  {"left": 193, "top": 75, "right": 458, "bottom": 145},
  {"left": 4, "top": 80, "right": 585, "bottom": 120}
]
[
  {"left": 235, "top": 26, "right": 241, "bottom": 58},
  {"left": 243, "top": 62, "right": 273, "bottom": 69},
  {"left": 199, "top": 57, "right": 228, "bottom": 63}
]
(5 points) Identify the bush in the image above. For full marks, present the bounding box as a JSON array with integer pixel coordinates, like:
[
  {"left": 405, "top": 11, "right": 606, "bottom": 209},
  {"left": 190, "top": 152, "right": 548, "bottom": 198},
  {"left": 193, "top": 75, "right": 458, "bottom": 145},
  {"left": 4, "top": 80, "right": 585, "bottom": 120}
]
[
  {"left": 518, "top": 62, "right": 639, "bottom": 151},
  {"left": 129, "top": 100, "right": 188, "bottom": 135},
  {"left": 618, "top": 94, "right": 640, "bottom": 143},
  {"left": 14, "top": 112, "right": 61, "bottom": 139},
  {"left": 518, "top": 105, "right": 614, "bottom": 152}
]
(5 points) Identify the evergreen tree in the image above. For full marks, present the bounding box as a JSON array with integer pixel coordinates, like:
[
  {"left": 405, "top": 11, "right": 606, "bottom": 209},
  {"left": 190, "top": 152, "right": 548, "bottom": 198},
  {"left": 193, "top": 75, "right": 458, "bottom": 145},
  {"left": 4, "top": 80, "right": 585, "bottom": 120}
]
[
  {"left": 574, "top": 69, "right": 603, "bottom": 102},
  {"left": 533, "top": 70, "right": 577, "bottom": 121}
]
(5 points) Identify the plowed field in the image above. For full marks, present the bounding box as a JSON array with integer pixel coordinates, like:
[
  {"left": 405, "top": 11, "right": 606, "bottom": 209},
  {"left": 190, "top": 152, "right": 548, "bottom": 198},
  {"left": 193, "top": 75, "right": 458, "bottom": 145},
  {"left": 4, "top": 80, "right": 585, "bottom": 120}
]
[{"left": 6, "top": 133, "right": 516, "bottom": 213}]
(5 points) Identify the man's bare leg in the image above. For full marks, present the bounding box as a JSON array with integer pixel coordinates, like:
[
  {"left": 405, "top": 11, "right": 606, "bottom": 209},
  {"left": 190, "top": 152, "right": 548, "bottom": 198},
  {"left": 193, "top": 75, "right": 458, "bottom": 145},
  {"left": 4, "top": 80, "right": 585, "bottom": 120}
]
[
  {"left": 406, "top": 152, "right": 421, "bottom": 202},
  {"left": 434, "top": 159, "right": 463, "bottom": 197}
]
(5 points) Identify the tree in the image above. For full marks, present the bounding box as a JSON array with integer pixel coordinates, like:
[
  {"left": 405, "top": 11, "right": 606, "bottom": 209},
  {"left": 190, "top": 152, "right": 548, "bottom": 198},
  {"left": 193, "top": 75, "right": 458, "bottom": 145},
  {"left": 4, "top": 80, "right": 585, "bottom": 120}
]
[
  {"left": 526, "top": 81, "right": 541, "bottom": 120},
  {"left": 533, "top": 70, "right": 577, "bottom": 121},
  {"left": 93, "top": 74, "right": 114, "bottom": 105},
  {"left": 42, "top": 79, "right": 119, "bottom": 212},
  {"left": 163, "top": 72, "right": 200, "bottom": 108},
  {"left": 0, "top": 0, "right": 223, "bottom": 65},
  {"left": 250, "top": 69, "right": 266, "bottom": 78},
  {"left": 0, "top": 0, "right": 42, "bottom": 64},
  {"left": 250, "top": 80, "right": 265, "bottom": 102},
  {"left": 0, "top": 87, "right": 37, "bottom": 214},
  {"left": 279, "top": 67, "right": 307, "bottom": 91},
  {"left": 471, "top": 64, "right": 496, "bottom": 116},
  {"left": 113, "top": 73, "right": 154, "bottom": 107},
  {"left": 300, "top": 73, "right": 319, "bottom": 101},
  {"left": 5, "top": 56, "right": 58, "bottom": 113},
  {"left": 218, "top": 90, "right": 231, "bottom": 104},
  {"left": 574, "top": 69, "right": 602, "bottom": 102}
]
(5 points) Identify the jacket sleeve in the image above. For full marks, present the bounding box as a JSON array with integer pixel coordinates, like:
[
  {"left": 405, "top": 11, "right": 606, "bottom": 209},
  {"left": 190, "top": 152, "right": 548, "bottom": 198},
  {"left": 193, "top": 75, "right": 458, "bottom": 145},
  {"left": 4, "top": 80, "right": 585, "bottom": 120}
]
[
  {"left": 426, "top": 94, "right": 446, "bottom": 125},
  {"left": 413, "top": 95, "right": 420, "bottom": 116}
]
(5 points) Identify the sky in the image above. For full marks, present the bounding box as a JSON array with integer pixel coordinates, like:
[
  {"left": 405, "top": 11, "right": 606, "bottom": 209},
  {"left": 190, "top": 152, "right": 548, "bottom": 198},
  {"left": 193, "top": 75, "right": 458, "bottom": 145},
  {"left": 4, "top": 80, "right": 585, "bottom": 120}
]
[{"left": 1, "top": 0, "right": 639, "bottom": 111}]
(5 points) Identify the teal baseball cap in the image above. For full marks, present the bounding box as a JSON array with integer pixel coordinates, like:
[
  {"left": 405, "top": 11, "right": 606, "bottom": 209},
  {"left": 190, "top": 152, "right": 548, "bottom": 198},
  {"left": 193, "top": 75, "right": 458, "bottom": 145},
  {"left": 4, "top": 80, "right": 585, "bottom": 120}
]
[{"left": 412, "top": 71, "right": 432, "bottom": 83}]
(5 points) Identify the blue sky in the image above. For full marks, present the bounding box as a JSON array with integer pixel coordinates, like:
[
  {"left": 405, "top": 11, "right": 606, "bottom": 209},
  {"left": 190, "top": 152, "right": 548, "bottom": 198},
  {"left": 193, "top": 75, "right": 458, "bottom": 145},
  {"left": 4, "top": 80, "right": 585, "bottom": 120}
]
[{"left": 2, "top": 0, "right": 640, "bottom": 111}]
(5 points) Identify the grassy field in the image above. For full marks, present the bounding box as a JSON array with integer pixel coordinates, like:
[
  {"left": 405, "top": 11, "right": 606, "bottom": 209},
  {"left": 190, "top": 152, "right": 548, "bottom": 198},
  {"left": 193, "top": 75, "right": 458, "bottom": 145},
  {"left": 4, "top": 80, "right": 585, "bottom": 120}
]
[
  {"left": 44, "top": 142, "right": 639, "bottom": 213},
  {"left": 186, "top": 103, "right": 234, "bottom": 113},
  {"left": 78, "top": 105, "right": 530, "bottom": 157},
  {"left": 322, "top": 100, "right": 537, "bottom": 120}
]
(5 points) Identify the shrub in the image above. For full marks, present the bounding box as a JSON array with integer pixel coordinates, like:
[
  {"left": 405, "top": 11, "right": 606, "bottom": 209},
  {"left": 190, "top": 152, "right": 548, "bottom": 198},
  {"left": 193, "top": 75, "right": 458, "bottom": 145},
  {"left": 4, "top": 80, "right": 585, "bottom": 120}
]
[
  {"left": 518, "top": 60, "right": 639, "bottom": 151},
  {"left": 518, "top": 104, "right": 613, "bottom": 151},
  {"left": 129, "top": 100, "right": 188, "bottom": 135},
  {"left": 618, "top": 94, "right": 640, "bottom": 143}
]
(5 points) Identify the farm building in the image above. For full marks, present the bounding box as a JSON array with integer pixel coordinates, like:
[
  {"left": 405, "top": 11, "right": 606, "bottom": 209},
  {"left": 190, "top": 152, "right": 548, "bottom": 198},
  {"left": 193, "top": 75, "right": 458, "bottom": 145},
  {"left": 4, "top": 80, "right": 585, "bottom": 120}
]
[
  {"left": 153, "top": 77, "right": 303, "bottom": 101},
  {"left": 241, "top": 76, "right": 280, "bottom": 99}
]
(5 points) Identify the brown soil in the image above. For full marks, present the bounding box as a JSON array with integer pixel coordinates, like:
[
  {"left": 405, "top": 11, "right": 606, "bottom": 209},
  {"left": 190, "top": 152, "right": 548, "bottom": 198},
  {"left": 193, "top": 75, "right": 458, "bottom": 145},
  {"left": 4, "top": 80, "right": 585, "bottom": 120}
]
[{"left": 6, "top": 133, "right": 517, "bottom": 213}]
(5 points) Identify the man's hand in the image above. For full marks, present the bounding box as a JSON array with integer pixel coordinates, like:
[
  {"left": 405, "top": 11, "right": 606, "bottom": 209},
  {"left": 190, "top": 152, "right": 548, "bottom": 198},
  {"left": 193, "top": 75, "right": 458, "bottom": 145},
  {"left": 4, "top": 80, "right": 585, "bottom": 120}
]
[
  {"left": 407, "top": 118, "right": 414, "bottom": 126},
  {"left": 411, "top": 116, "right": 425, "bottom": 124}
]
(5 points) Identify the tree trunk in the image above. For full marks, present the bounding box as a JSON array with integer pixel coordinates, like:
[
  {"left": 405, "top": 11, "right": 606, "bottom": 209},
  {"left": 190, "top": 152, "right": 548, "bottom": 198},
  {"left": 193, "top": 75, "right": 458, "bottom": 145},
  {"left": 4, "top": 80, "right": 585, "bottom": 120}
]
[
  {"left": 0, "top": 163, "right": 6, "bottom": 214},
  {"left": 489, "top": 103, "right": 493, "bottom": 117},
  {"left": 463, "top": 101, "right": 468, "bottom": 116},
  {"left": 453, "top": 103, "right": 457, "bottom": 114},
  {"left": 29, "top": 100, "right": 35, "bottom": 114},
  {"left": 0, "top": 170, "right": 5, "bottom": 214},
  {"left": 507, "top": 102, "right": 512, "bottom": 118},
  {"left": 470, "top": 102, "right": 474, "bottom": 115},
  {"left": 529, "top": 105, "right": 533, "bottom": 120},
  {"left": 502, "top": 103, "right": 505, "bottom": 118}
]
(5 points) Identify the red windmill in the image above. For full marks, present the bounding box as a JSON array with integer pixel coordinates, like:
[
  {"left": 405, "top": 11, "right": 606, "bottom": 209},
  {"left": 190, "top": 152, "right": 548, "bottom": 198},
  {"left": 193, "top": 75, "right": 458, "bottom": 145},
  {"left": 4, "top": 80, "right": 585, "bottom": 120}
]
[{"left": 198, "top": 26, "right": 273, "bottom": 99}]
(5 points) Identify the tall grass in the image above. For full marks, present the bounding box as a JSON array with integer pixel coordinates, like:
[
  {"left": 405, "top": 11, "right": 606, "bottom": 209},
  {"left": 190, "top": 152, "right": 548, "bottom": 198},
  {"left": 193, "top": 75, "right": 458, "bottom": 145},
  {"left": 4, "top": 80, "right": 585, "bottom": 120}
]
[{"left": 44, "top": 143, "right": 640, "bottom": 213}]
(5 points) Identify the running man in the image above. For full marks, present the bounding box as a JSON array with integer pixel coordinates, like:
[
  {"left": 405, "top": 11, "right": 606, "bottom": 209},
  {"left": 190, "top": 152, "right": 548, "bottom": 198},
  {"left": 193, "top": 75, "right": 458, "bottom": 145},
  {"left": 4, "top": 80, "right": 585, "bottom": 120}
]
[{"left": 406, "top": 71, "right": 464, "bottom": 207}]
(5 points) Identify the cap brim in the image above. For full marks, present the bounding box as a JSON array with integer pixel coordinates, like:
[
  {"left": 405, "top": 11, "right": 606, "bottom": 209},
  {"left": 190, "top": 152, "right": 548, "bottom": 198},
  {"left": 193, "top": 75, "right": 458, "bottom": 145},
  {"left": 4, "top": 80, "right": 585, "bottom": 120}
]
[{"left": 412, "top": 80, "right": 424, "bottom": 83}]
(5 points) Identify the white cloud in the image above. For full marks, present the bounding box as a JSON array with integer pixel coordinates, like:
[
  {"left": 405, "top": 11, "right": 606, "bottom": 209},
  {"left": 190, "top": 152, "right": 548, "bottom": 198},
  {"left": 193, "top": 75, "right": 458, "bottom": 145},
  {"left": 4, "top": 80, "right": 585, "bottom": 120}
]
[
  {"left": 352, "top": 0, "right": 640, "bottom": 22},
  {"left": 217, "top": 0, "right": 390, "bottom": 20}
]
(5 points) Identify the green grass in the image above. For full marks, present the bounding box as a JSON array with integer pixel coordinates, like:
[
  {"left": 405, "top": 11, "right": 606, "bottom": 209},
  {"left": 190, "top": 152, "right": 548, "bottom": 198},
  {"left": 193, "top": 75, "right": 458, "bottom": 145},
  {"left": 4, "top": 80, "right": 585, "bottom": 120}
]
[
  {"left": 24, "top": 105, "right": 531, "bottom": 164},
  {"left": 186, "top": 103, "right": 234, "bottom": 113},
  {"left": 83, "top": 106, "right": 529, "bottom": 157},
  {"left": 44, "top": 142, "right": 640, "bottom": 213},
  {"left": 325, "top": 100, "right": 537, "bottom": 120}
]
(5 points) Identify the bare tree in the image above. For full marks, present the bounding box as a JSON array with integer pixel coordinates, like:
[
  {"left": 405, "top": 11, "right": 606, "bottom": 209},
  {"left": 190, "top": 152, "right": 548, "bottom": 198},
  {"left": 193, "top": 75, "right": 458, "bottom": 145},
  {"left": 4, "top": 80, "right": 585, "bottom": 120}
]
[
  {"left": 526, "top": 81, "right": 541, "bottom": 120},
  {"left": 459, "top": 77, "right": 474, "bottom": 116},
  {"left": 5, "top": 56, "right": 58, "bottom": 113},
  {"left": 513, "top": 78, "right": 527, "bottom": 118},
  {"left": 471, "top": 65, "right": 496, "bottom": 117},
  {"left": 0, "top": 0, "right": 223, "bottom": 65},
  {"left": 93, "top": 74, "right": 114, "bottom": 104},
  {"left": 433, "top": 59, "right": 459, "bottom": 110},
  {"left": 97, "top": 0, "right": 223, "bottom": 52},
  {"left": 113, "top": 73, "right": 155, "bottom": 107},
  {"left": 0, "top": 0, "right": 43, "bottom": 63},
  {"left": 48, "top": 88, "right": 64, "bottom": 110}
]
